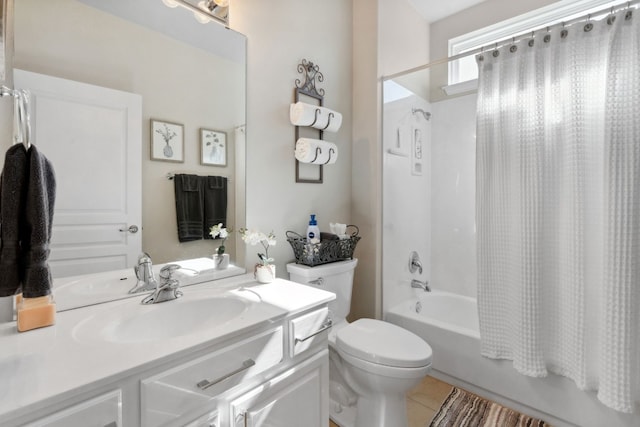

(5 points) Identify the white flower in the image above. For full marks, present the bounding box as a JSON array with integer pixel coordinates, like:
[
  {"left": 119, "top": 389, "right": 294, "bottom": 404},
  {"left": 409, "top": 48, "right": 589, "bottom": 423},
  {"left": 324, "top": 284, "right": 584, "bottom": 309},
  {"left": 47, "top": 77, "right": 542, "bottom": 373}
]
[
  {"left": 209, "top": 222, "right": 224, "bottom": 238},
  {"left": 239, "top": 227, "right": 277, "bottom": 265},
  {"left": 209, "top": 223, "right": 232, "bottom": 255}
]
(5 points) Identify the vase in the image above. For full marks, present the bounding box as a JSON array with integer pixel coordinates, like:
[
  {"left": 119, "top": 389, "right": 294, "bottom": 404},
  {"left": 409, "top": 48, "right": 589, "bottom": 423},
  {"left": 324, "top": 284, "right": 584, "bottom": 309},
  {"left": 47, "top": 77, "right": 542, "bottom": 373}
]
[
  {"left": 255, "top": 264, "right": 276, "bottom": 284},
  {"left": 213, "top": 253, "right": 229, "bottom": 269}
]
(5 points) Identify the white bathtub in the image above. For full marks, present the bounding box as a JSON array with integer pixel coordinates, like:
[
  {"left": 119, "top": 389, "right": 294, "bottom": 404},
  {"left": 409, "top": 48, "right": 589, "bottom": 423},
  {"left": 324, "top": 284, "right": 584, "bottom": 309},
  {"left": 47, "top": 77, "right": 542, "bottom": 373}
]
[{"left": 385, "top": 290, "right": 640, "bottom": 427}]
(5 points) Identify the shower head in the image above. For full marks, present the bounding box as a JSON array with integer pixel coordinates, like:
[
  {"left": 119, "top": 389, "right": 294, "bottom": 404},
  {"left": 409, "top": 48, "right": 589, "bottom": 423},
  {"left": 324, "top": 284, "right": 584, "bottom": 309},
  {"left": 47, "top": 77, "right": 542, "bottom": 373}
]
[{"left": 412, "top": 108, "right": 431, "bottom": 121}]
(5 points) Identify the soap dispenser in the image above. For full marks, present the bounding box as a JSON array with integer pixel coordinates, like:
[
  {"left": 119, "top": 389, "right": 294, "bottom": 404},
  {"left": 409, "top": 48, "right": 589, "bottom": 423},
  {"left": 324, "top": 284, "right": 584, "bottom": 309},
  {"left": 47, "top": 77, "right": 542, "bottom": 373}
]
[{"left": 307, "top": 214, "right": 320, "bottom": 244}]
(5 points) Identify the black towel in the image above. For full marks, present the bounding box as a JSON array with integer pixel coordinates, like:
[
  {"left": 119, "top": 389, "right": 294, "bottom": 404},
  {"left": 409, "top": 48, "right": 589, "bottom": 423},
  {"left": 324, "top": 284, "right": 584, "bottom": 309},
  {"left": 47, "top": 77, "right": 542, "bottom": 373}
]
[
  {"left": 174, "top": 174, "right": 204, "bottom": 242},
  {"left": 203, "top": 176, "right": 227, "bottom": 239},
  {"left": 22, "top": 145, "right": 56, "bottom": 298},
  {"left": 0, "top": 145, "right": 29, "bottom": 297}
]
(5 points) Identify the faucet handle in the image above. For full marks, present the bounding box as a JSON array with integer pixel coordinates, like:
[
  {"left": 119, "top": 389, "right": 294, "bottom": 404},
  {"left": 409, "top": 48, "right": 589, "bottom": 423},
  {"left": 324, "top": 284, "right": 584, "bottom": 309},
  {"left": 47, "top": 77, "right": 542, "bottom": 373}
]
[
  {"left": 409, "top": 251, "right": 423, "bottom": 274},
  {"left": 160, "top": 264, "right": 181, "bottom": 280}
]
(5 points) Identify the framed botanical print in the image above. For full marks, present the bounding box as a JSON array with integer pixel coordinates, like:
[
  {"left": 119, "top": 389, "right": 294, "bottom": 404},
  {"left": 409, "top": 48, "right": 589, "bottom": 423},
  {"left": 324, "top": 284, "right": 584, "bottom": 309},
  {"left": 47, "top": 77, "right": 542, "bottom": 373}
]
[
  {"left": 200, "top": 128, "right": 227, "bottom": 166},
  {"left": 151, "top": 119, "right": 184, "bottom": 162}
]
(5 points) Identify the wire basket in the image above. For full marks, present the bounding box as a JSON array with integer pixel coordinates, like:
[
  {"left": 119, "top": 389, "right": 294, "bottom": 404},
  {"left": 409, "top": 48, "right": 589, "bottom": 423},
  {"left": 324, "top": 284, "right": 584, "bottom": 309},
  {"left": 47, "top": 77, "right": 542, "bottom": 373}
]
[{"left": 286, "top": 225, "right": 360, "bottom": 267}]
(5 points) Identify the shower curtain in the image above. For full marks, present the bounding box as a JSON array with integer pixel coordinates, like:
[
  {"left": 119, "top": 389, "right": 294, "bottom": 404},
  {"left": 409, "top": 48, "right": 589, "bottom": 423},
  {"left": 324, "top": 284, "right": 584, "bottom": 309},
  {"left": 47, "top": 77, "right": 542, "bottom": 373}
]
[{"left": 476, "top": 10, "right": 639, "bottom": 413}]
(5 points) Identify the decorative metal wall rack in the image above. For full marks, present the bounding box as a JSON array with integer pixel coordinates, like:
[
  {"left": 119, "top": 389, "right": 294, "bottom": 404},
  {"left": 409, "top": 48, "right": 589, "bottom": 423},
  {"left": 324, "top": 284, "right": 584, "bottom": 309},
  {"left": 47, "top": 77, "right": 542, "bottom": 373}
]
[{"left": 294, "top": 59, "right": 328, "bottom": 184}]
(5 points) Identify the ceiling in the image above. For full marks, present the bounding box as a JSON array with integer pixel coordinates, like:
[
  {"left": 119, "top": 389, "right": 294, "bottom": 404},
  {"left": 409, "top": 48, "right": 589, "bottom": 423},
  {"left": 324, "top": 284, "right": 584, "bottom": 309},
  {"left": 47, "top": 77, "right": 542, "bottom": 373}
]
[{"left": 407, "top": 0, "right": 487, "bottom": 22}]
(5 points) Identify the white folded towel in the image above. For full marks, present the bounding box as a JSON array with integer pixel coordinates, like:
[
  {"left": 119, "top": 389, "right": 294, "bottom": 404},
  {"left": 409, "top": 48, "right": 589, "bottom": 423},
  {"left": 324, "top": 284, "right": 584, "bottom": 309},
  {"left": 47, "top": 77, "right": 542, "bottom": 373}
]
[
  {"left": 290, "top": 102, "right": 343, "bottom": 133},
  {"left": 330, "top": 222, "right": 349, "bottom": 239},
  {"left": 295, "top": 138, "right": 338, "bottom": 165},
  {"left": 173, "top": 257, "right": 217, "bottom": 276}
]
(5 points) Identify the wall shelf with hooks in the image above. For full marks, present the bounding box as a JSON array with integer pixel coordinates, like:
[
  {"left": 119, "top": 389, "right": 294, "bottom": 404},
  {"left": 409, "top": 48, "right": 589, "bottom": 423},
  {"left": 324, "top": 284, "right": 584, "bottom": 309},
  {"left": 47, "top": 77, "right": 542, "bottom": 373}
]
[{"left": 291, "top": 59, "right": 340, "bottom": 184}]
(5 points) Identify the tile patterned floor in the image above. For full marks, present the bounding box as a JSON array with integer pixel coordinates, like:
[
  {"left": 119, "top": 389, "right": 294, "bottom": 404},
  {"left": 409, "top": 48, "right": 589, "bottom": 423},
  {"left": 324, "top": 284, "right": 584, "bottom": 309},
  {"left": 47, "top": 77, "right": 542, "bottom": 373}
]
[{"left": 329, "top": 376, "right": 453, "bottom": 427}]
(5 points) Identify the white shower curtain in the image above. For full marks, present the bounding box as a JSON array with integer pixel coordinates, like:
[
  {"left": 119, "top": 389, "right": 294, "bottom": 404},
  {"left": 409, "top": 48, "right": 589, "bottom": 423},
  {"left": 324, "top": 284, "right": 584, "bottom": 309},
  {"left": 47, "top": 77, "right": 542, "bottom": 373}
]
[{"left": 476, "top": 10, "right": 640, "bottom": 413}]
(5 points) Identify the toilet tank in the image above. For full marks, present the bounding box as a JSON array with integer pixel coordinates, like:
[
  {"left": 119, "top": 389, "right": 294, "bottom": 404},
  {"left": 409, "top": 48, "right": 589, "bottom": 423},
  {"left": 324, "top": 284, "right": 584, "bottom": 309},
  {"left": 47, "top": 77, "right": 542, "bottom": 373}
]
[{"left": 286, "top": 259, "right": 358, "bottom": 322}]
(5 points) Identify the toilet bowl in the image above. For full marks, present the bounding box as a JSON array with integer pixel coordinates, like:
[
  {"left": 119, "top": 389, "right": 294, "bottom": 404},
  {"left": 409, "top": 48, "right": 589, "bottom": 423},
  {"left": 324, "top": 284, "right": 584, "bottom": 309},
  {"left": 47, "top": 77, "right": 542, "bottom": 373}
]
[{"left": 287, "top": 259, "right": 433, "bottom": 427}]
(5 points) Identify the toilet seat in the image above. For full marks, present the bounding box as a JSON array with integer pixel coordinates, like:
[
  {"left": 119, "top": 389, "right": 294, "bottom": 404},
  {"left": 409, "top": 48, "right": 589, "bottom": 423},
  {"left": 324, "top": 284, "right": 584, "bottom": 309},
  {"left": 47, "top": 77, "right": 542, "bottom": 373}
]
[
  {"left": 339, "top": 348, "right": 432, "bottom": 379},
  {"left": 335, "top": 318, "right": 432, "bottom": 369}
]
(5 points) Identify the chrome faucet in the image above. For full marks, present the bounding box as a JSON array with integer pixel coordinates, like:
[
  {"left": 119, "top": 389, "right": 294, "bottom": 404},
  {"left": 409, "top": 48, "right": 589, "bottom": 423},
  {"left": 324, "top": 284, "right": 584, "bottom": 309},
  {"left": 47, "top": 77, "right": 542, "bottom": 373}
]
[
  {"left": 142, "top": 264, "right": 183, "bottom": 304},
  {"left": 129, "top": 252, "right": 158, "bottom": 294},
  {"left": 411, "top": 279, "right": 431, "bottom": 292},
  {"left": 409, "top": 251, "right": 423, "bottom": 274}
]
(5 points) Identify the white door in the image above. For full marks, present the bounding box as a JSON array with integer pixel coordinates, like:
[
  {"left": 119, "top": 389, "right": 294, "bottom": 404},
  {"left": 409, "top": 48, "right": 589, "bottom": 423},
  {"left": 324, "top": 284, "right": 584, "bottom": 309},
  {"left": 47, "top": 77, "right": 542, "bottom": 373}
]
[{"left": 14, "top": 69, "right": 142, "bottom": 278}]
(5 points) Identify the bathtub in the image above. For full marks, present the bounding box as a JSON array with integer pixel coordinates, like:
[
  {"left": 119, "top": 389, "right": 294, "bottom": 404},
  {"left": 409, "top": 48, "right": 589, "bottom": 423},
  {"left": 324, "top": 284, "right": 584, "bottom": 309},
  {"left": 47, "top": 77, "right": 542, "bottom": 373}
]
[{"left": 385, "top": 290, "right": 640, "bottom": 427}]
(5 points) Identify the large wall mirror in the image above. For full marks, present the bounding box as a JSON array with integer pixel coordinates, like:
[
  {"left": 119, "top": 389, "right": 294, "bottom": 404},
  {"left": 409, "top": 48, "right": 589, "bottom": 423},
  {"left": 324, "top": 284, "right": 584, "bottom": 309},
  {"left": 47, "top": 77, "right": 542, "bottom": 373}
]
[{"left": 13, "top": 0, "right": 246, "bottom": 279}]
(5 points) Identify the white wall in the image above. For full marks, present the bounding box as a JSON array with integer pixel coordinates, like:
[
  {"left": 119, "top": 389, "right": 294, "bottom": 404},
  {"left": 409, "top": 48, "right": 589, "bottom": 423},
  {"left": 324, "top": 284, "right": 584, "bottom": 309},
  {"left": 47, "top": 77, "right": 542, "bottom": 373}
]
[
  {"left": 430, "top": 93, "right": 476, "bottom": 297},
  {"left": 382, "top": 92, "right": 431, "bottom": 311},
  {"left": 378, "top": 0, "right": 430, "bottom": 76},
  {"left": 351, "top": 0, "right": 381, "bottom": 320},
  {"left": 232, "top": 0, "right": 354, "bottom": 282},
  {"left": 0, "top": 0, "right": 13, "bottom": 153}
]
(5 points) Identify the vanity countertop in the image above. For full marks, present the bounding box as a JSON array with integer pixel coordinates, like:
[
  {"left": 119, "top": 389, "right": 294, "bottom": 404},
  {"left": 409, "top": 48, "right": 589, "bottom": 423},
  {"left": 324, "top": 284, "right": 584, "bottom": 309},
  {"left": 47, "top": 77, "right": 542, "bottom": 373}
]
[{"left": 0, "top": 275, "right": 335, "bottom": 421}]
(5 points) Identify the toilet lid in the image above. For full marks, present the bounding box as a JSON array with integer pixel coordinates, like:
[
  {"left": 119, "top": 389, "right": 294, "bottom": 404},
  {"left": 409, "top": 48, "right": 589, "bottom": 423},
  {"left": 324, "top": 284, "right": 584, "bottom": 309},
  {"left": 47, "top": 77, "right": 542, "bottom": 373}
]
[{"left": 335, "top": 319, "right": 432, "bottom": 368}]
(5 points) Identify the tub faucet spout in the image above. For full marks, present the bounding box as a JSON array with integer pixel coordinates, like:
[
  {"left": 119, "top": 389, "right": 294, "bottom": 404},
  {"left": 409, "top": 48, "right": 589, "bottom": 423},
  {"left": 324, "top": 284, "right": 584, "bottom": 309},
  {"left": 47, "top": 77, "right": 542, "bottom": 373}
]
[{"left": 411, "top": 279, "right": 431, "bottom": 292}]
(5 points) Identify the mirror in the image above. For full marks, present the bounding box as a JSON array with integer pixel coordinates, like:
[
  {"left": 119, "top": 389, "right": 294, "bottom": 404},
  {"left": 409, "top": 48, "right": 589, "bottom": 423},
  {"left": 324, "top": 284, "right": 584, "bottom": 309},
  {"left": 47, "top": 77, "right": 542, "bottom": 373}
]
[{"left": 13, "top": 0, "right": 246, "bottom": 281}]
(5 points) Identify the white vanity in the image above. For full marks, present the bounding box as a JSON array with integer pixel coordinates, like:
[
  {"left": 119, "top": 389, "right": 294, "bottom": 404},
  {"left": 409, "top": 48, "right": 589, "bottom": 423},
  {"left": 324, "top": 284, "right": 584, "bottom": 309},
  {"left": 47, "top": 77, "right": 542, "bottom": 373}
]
[{"left": 0, "top": 274, "right": 334, "bottom": 427}]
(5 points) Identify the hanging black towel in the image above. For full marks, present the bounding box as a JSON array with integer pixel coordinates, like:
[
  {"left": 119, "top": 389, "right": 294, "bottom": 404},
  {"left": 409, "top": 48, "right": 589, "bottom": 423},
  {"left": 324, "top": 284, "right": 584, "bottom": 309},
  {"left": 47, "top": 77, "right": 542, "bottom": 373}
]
[
  {"left": 203, "top": 176, "right": 227, "bottom": 239},
  {"left": 0, "top": 145, "right": 29, "bottom": 297},
  {"left": 174, "top": 174, "right": 204, "bottom": 242},
  {"left": 22, "top": 145, "right": 56, "bottom": 298}
]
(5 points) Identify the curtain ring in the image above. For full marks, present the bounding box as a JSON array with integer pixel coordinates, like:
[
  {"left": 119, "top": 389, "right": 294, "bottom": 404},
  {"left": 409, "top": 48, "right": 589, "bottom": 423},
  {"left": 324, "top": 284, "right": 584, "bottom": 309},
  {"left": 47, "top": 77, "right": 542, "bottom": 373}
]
[
  {"left": 509, "top": 37, "right": 517, "bottom": 52},
  {"left": 584, "top": 14, "right": 593, "bottom": 32},
  {"left": 477, "top": 46, "right": 484, "bottom": 62},
  {"left": 528, "top": 30, "right": 535, "bottom": 47},
  {"left": 492, "top": 42, "right": 500, "bottom": 57}
]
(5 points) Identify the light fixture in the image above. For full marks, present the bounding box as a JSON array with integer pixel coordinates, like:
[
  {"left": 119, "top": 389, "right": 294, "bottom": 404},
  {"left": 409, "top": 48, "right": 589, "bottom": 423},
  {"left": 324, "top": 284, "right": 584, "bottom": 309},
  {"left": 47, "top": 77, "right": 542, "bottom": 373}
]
[
  {"left": 162, "top": 0, "right": 228, "bottom": 25},
  {"left": 162, "top": 0, "right": 179, "bottom": 8}
]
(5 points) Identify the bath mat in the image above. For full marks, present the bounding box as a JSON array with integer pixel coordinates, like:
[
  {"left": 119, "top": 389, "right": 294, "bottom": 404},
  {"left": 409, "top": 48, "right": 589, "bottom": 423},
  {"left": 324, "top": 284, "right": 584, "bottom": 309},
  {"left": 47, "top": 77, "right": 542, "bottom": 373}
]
[{"left": 428, "top": 387, "right": 551, "bottom": 427}]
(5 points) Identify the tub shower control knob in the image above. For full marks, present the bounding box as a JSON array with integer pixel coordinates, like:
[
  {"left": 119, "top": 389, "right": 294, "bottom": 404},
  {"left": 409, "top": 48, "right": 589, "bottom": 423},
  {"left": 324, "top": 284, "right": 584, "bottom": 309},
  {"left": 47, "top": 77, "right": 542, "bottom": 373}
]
[{"left": 409, "top": 251, "right": 423, "bottom": 274}]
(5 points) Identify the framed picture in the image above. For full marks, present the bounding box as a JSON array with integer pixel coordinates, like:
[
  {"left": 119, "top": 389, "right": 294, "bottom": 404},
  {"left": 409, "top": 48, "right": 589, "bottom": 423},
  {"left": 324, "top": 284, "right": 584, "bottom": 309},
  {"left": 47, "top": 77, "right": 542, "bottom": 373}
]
[
  {"left": 200, "top": 128, "right": 227, "bottom": 166},
  {"left": 151, "top": 119, "right": 184, "bottom": 162}
]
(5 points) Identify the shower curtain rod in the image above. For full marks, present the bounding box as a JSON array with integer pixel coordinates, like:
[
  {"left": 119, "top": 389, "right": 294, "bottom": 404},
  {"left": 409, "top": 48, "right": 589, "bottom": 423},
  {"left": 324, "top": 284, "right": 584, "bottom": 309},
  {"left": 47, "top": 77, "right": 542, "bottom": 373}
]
[{"left": 382, "top": 0, "right": 639, "bottom": 81}]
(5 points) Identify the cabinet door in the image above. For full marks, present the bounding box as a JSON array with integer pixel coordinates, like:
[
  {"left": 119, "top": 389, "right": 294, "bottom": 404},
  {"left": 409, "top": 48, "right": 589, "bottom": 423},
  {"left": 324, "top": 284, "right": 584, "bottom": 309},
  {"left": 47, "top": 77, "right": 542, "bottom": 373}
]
[
  {"left": 25, "top": 390, "right": 122, "bottom": 427},
  {"left": 230, "top": 350, "right": 329, "bottom": 427}
]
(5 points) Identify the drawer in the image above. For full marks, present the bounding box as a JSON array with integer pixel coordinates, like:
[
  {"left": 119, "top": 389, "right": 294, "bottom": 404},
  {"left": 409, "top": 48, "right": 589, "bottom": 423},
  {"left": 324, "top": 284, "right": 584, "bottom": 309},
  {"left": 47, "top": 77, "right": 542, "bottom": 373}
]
[
  {"left": 184, "top": 409, "right": 218, "bottom": 427},
  {"left": 289, "top": 307, "right": 331, "bottom": 357},
  {"left": 141, "top": 326, "right": 283, "bottom": 427},
  {"left": 26, "top": 390, "right": 122, "bottom": 427}
]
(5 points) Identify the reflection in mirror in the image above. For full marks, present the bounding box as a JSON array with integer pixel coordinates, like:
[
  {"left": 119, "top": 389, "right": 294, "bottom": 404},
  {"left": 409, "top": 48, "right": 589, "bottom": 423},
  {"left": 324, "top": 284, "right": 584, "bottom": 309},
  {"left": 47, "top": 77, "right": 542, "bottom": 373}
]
[{"left": 13, "top": 0, "right": 246, "bottom": 299}]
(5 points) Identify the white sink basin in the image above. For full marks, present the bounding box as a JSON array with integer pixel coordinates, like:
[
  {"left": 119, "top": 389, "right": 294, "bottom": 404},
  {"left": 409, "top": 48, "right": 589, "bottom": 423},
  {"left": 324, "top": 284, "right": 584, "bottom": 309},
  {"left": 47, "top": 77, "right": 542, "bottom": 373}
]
[
  {"left": 73, "top": 294, "right": 250, "bottom": 343},
  {"left": 53, "top": 269, "right": 137, "bottom": 312}
]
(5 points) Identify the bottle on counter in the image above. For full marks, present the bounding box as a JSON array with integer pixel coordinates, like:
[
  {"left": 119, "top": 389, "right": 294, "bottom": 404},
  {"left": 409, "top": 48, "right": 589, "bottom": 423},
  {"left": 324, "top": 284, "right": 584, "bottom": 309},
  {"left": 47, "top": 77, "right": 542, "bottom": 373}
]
[{"left": 306, "top": 214, "right": 320, "bottom": 244}]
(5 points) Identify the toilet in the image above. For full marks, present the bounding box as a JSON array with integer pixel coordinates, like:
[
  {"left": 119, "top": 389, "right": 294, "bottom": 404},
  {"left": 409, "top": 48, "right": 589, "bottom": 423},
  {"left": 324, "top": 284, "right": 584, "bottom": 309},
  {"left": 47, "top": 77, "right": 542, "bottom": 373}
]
[{"left": 287, "top": 259, "right": 432, "bottom": 427}]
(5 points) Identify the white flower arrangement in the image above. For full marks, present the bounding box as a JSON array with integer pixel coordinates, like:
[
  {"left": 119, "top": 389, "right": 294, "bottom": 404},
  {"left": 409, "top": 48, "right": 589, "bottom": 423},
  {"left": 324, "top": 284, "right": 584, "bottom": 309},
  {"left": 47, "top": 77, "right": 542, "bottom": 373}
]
[
  {"left": 209, "top": 223, "right": 231, "bottom": 255},
  {"left": 239, "top": 228, "right": 277, "bottom": 266}
]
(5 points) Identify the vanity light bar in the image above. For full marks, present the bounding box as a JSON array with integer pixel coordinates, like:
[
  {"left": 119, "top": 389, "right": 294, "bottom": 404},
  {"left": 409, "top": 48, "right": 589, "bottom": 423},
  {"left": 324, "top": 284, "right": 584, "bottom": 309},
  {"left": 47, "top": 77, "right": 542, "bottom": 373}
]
[{"left": 162, "top": 0, "right": 227, "bottom": 25}]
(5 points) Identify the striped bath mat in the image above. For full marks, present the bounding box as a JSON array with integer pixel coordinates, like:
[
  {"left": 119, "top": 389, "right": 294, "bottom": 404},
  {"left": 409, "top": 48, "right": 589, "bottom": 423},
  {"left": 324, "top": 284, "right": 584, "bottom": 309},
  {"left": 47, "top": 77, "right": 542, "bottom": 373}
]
[{"left": 429, "top": 387, "right": 551, "bottom": 427}]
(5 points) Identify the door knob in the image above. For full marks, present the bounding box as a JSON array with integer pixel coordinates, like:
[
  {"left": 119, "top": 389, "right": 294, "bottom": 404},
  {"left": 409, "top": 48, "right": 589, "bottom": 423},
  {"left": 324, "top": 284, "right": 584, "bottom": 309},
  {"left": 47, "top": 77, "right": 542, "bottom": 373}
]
[{"left": 119, "top": 225, "right": 139, "bottom": 233}]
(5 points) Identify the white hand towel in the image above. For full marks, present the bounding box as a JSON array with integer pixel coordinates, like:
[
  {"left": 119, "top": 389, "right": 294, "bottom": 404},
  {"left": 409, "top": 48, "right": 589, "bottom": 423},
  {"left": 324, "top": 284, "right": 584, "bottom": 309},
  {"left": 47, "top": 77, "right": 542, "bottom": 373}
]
[
  {"left": 290, "top": 102, "right": 343, "bottom": 133},
  {"left": 295, "top": 138, "right": 338, "bottom": 165}
]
